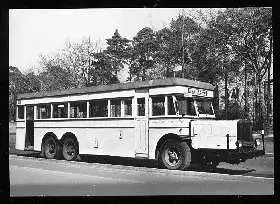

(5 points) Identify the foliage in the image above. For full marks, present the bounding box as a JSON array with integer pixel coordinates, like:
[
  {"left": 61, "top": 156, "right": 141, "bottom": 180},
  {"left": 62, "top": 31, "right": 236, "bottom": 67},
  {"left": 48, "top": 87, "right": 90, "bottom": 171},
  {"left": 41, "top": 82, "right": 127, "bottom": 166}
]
[
  {"left": 104, "top": 29, "right": 131, "bottom": 77},
  {"left": 9, "top": 66, "right": 34, "bottom": 121},
  {"left": 130, "top": 27, "right": 159, "bottom": 81},
  {"left": 90, "top": 51, "right": 119, "bottom": 85},
  {"left": 169, "top": 14, "right": 201, "bottom": 79}
]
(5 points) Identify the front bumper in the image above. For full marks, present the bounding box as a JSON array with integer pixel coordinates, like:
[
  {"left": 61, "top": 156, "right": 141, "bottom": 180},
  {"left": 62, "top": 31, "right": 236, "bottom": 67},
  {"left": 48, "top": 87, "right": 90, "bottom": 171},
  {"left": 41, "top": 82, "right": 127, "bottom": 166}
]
[
  {"left": 194, "top": 136, "right": 265, "bottom": 164},
  {"left": 225, "top": 133, "right": 266, "bottom": 163},
  {"left": 226, "top": 148, "right": 265, "bottom": 163}
]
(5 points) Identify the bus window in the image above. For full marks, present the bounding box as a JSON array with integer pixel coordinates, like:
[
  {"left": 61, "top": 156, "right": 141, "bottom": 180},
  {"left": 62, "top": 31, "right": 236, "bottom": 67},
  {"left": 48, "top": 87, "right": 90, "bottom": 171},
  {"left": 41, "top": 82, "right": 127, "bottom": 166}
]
[
  {"left": 137, "top": 98, "right": 145, "bottom": 116},
  {"left": 177, "top": 96, "right": 196, "bottom": 116},
  {"left": 124, "top": 98, "right": 132, "bottom": 116},
  {"left": 18, "top": 106, "right": 24, "bottom": 119},
  {"left": 152, "top": 96, "right": 165, "bottom": 116},
  {"left": 195, "top": 98, "right": 214, "bottom": 115},
  {"left": 167, "top": 96, "right": 176, "bottom": 115},
  {"left": 90, "top": 99, "right": 108, "bottom": 117},
  {"left": 53, "top": 103, "right": 68, "bottom": 118},
  {"left": 111, "top": 99, "right": 121, "bottom": 117},
  {"left": 70, "top": 101, "right": 87, "bottom": 118},
  {"left": 37, "top": 104, "right": 51, "bottom": 119}
]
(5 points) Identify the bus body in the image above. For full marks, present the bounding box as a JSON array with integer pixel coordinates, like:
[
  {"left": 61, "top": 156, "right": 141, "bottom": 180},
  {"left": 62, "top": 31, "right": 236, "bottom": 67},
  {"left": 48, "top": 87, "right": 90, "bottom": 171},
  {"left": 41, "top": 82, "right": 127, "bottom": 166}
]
[{"left": 16, "top": 78, "right": 264, "bottom": 170}]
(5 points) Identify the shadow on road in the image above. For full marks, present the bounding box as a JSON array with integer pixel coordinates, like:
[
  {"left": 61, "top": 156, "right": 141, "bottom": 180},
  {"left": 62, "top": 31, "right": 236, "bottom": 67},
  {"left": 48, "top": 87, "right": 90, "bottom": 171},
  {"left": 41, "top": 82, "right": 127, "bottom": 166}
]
[{"left": 12, "top": 150, "right": 258, "bottom": 177}]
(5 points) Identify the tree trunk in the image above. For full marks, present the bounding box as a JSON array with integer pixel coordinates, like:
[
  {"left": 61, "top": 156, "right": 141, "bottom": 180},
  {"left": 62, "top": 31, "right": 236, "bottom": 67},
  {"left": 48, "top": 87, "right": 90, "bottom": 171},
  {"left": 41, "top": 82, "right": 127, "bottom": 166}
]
[
  {"left": 225, "top": 72, "right": 229, "bottom": 120},
  {"left": 244, "top": 64, "right": 248, "bottom": 118},
  {"left": 258, "top": 76, "right": 263, "bottom": 130},
  {"left": 253, "top": 73, "right": 260, "bottom": 131},
  {"left": 129, "top": 68, "right": 132, "bottom": 82},
  {"left": 213, "top": 85, "right": 219, "bottom": 116},
  {"left": 266, "top": 40, "right": 272, "bottom": 135}
]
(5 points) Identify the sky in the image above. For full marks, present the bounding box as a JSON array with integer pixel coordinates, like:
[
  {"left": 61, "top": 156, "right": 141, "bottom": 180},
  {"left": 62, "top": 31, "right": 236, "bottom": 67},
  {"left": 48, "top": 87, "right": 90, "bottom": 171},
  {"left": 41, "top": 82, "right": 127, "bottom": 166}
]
[{"left": 9, "top": 8, "right": 222, "bottom": 73}]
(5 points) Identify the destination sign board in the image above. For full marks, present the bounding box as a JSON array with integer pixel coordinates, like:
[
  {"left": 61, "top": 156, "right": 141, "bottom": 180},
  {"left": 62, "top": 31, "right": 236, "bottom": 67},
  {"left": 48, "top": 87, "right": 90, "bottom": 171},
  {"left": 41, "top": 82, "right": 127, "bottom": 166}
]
[{"left": 185, "top": 88, "right": 208, "bottom": 97}]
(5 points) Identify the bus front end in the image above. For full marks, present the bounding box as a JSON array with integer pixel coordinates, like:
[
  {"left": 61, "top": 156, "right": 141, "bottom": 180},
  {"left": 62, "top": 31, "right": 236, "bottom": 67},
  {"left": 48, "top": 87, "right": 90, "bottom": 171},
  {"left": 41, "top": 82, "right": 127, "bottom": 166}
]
[{"left": 190, "top": 119, "right": 265, "bottom": 165}]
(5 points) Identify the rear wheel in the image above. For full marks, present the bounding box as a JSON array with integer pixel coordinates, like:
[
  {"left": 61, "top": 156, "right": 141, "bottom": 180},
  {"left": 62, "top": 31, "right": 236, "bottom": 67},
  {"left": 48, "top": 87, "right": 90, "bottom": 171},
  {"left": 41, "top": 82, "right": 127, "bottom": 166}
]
[
  {"left": 159, "top": 139, "right": 191, "bottom": 170},
  {"left": 43, "top": 136, "right": 60, "bottom": 159},
  {"left": 62, "top": 137, "right": 78, "bottom": 161}
]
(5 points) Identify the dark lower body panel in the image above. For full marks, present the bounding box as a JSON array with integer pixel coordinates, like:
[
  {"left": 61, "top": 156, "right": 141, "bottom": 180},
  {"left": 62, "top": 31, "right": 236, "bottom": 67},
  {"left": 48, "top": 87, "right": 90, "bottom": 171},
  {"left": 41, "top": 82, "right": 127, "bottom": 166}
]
[{"left": 192, "top": 148, "right": 265, "bottom": 165}]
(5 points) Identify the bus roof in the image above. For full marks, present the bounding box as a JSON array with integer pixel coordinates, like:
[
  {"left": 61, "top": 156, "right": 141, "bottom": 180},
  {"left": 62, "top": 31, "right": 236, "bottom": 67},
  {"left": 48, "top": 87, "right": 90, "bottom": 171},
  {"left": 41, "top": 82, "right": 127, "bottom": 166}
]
[{"left": 17, "top": 78, "right": 215, "bottom": 100}]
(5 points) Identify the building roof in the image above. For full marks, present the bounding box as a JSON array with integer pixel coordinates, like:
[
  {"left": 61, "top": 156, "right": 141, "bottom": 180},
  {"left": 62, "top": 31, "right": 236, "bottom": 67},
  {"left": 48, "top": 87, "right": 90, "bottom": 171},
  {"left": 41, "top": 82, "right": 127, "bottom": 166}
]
[{"left": 17, "top": 78, "right": 215, "bottom": 100}]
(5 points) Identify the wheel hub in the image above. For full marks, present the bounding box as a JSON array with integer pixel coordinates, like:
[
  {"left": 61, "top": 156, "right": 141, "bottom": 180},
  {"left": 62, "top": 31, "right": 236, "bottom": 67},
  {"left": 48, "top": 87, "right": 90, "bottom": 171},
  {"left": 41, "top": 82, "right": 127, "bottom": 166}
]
[
  {"left": 166, "top": 149, "right": 180, "bottom": 166},
  {"left": 65, "top": 143, "right": 75, "bottom": 156},
  {"left": 47, "top": 143, "right": 55, "bottom": 154}
]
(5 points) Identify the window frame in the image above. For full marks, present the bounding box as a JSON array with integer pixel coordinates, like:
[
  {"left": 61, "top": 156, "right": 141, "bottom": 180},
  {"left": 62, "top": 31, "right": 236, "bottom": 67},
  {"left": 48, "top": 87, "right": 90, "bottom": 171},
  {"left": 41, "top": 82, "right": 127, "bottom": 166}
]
[
  {"left": 17, "top": 105, "right": 25, "bottom": 120},
  {"left": 110, "top": 98, "right": 122, "bottom": 118},
  {"left": 149, "top": 94, "right": 202, "bottom": 118},
  {"left": 137, "top": 97, "right": 146, "bottom": 117},
  {"left": 151, "top": 95, "right": 166, "bottom": 116},
  {"left": 194, "top": 97, "right": 215, "bottom": 118},
  {"left": 37, "top": 103, "right": 52, "bottom": 119},
  {"left": 52, "top": 102, "right": 69, "bottom": 119},
  {"left": 89, "top": 99, "right": 109, "bottom": 118},
  {"left": 123, "top": 97, "right": 133, "bottom": 117},
  {"left": 70, "top": 100, "right": 87, "bottom": 118}
]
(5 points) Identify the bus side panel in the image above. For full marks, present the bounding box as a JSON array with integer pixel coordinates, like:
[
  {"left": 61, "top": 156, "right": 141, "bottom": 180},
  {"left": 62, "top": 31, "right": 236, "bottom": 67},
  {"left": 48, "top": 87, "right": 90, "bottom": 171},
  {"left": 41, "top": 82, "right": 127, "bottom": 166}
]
[
  {"left": 15, "top": 121, "right": 25, "bottom": 150},
  {"left": 33, "top": 119, "right": 135, "bottom": 158},
  {"left": 87, "top": 127, "right": 135, "bottom": 157},
  {"left": 148, "top": 118, "right": 191, "bottom": 159}
]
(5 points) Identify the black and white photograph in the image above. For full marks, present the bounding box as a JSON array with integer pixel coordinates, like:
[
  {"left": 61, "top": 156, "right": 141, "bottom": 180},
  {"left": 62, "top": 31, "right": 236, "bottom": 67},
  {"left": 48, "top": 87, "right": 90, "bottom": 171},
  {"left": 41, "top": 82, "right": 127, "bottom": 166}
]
[{"left": 9, "top": 8, "right": 273, "bottom": 196}]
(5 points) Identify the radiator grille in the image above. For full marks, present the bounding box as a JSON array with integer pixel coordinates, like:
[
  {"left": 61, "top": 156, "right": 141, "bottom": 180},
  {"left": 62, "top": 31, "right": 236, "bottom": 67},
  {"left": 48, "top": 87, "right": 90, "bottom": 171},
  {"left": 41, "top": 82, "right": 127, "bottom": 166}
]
[{"left": 237, "top": 120, "right": 253, "bottom": 141}]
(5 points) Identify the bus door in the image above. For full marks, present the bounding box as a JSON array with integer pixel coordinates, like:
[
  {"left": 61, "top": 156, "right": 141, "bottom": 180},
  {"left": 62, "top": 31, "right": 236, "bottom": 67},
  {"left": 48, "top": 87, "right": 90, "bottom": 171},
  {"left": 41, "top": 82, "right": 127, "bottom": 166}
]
[
  {"left": 25, "top": 105, "right": 34, "bottom": 150},
  {"left": 134, "top": 90, "right": 149, "bottom": 158}
]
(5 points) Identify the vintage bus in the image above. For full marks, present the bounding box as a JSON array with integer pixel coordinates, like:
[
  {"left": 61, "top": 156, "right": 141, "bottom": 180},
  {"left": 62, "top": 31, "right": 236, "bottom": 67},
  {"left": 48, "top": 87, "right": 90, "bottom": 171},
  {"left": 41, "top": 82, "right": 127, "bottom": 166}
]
[{"left": 16, "top": 78, "right": 264, "bottom": 170}]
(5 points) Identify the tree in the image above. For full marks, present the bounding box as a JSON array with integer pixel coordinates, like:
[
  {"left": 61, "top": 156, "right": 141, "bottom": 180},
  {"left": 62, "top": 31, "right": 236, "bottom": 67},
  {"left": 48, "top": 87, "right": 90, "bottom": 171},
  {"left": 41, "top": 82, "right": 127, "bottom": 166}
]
[
  {"left": 60, "top": 37, "right": 101, "bottom": 87},
  {"left": 89, "top": 51, "right": 119, "bottom": 85},
  {"left": 38, "top": 37, "right": 106, "bottom": 89},
  {"left": 193, "top": 7, "right": 272, "bottom": 124},
  {"left": 37, "top": 65, "right": 74, "bottom": 91},
  {"left": 9, "top": 66, "right": 32, "bottom": 121},
  {"left": 225, "top": 7, "right": 272, "bottom": 129},
  {"left": 105, "top": 29, "right": 131, "bottom": 79},
  {"left": 170, "top": 12, "right": 201, "bottom": 79},
  {"left": 154, "top": 27, "right": 177, "bottom": 77},
  {"left": 192, "top": 10, "right": 243, "bottom": 119},
  {"left": 38, "top": 52, "right": 76, "bottom": 91},
  {"left": 130, "top": 27, "right": 159, "bottom": 81}
]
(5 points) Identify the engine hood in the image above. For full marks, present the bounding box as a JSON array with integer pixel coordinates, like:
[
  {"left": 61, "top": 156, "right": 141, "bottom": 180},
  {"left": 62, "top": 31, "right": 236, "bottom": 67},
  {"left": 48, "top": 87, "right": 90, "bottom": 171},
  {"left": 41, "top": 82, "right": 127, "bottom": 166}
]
[{"left": 190, "top": 119, "right": 251, "bottom": 150}]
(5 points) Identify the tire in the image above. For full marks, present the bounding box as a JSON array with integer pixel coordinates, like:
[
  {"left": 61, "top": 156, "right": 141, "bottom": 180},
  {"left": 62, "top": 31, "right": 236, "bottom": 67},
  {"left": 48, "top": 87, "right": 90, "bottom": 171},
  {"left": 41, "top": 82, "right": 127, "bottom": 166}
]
[
  {"left": 159, "top": 139, "right": 191, "bottom": 170},
  {"left": 43, "top": 136, "right": 60, "bottom": 159},
  {"left": 62, "top": 137, "right": 78, "bottom": 161}
]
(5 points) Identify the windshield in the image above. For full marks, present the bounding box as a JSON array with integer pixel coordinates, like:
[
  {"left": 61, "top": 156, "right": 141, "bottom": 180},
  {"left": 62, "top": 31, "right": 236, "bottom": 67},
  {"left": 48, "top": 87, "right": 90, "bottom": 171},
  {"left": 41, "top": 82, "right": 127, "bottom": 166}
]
[
  {"left": 175, "top": 96, "right": 196, "bottom": 116},
  {"left": 195, "top": 98, "right": 214, "bottom": 115}
]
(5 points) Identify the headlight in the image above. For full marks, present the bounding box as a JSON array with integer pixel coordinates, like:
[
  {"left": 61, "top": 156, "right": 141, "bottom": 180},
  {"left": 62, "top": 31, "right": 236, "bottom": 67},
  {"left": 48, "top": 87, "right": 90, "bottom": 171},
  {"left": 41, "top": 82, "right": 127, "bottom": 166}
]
[
  {"left": 235, "top": 140, "right": 242, "bottom": 148},
  {"left": 255, "top": 139, "right": 261, "bottom": 147}
]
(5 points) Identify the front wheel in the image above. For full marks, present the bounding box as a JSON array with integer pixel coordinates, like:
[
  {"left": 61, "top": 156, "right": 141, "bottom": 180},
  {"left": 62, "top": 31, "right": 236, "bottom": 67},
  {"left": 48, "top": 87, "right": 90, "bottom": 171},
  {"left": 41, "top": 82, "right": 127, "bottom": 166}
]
[{"left": 159, "top": 139, "right": 191, "bottom": 170}]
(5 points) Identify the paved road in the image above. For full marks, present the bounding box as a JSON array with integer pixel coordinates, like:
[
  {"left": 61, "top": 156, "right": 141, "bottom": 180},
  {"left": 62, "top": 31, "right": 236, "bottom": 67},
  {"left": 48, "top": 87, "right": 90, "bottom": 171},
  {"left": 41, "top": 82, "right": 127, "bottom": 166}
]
[{"left": 9, "top": 155, "right": 274, "bottom": 196}]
